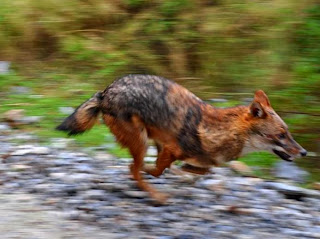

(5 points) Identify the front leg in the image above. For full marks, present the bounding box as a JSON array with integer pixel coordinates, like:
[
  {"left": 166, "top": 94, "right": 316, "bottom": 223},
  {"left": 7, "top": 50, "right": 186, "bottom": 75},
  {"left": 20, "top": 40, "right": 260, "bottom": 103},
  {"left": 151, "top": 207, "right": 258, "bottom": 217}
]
[{"left": 143, "top": 147, "right": 176, "bottom": 177}]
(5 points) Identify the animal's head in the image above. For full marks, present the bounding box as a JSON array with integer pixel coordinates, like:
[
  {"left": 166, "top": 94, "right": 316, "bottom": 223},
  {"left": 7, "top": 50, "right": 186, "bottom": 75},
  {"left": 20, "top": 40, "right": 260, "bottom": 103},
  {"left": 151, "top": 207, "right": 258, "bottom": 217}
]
[{"left": 246, "top": 90, "right": 307, "bottom": 161}]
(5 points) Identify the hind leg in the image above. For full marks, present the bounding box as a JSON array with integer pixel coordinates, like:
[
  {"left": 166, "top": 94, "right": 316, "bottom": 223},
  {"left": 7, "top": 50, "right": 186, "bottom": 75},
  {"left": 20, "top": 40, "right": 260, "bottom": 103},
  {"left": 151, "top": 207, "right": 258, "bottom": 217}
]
[
  {"left": 103, "top": 115, "right": 168, "bottom": 203},
  {"left": 143, "top": 145, "right": 176, "bottom": 177},
  {"left": 180, "top": 163, "right": 210, "bottom": 175}
]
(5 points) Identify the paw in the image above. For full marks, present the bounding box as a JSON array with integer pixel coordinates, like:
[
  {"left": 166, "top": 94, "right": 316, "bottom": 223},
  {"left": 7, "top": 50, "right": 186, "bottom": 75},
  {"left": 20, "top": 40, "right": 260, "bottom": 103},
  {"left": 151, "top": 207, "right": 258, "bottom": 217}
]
[
  {"left": 152, "top": 192, "right": 169, "bottom": 204},
  {"left": 142, "top": 164, "right": 155, "bottom": 173},
  {"left": 143, "top": 165, "right": 162, "bottom": 177}
]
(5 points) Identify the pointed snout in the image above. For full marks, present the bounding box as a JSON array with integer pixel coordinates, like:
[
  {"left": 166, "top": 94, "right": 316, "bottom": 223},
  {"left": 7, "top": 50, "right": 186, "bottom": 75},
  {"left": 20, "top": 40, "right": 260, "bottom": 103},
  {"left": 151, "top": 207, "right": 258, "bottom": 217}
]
[{"left": 300, "top": 149, "right": 308, "bottom": 157}]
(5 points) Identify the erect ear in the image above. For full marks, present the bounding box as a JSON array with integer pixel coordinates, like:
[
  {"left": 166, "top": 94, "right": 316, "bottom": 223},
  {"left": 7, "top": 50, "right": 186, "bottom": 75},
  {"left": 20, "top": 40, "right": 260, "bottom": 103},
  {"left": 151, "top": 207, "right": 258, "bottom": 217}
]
[
  {"left": 250, "top": 101, "right": 266, "bottom": 118},
  {"left": 254, "top": 90, "right": 271, "bottom": 107}
]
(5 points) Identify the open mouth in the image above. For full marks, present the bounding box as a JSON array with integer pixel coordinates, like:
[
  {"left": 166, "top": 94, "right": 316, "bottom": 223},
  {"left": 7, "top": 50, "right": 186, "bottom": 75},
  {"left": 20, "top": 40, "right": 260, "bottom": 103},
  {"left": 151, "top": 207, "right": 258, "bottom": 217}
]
[{"left": 273, "top": 149, "right": 293, "bottom": 162}]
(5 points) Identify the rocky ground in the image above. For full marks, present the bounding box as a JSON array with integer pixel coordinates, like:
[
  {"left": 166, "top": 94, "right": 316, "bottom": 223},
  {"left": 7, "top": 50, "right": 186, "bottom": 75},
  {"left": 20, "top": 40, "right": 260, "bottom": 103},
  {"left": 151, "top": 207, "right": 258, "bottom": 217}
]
[{"left": 0, "top": 123, "right": 320, "bottom": 239}]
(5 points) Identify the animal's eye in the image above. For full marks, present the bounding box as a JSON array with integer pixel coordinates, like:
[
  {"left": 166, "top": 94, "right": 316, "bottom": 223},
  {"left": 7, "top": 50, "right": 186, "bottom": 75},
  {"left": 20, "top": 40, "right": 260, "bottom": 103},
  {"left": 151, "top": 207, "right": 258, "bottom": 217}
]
[{"left": 277, "top": 133, "right": 285, "bottom": 139}]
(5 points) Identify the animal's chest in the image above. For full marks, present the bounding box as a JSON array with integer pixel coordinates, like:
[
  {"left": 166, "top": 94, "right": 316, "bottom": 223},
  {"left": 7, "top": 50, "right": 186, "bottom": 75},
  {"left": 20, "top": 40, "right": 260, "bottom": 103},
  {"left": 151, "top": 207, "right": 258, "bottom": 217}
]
[
  {"left": 196, "top": 128, "right": 246, "bottom": 166},
  {"left": 183, "top": 144, "right": 243, "bottom": 168}
]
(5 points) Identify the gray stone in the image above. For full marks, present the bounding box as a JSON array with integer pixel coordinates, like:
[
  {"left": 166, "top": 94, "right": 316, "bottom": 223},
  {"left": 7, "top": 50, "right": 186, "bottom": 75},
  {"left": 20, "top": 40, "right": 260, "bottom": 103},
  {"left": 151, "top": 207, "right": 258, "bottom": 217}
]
[
  {"left": 300, "top": 188, "right": 320, "bottom": 199},
  {"left": 123, "top": 190, "right": 149, "bottom": 198},
  {"left": 97, "top": 206, "right": 125, "bottom": 218},
  {"left": 28, "top": 94, "right": 44, "bottom": 99},
  {"left": 0, "top": 164, "right": 9, "bottom": 172},
  {"left": 242, "top": 97, "right": 254, "bottom": 103},
  {"left": 10, "top": 86, "right": 31, "bottom": 94},
  {"left": 174, "top": 233, "right": 201, "bottom": 239},
  {"left": 94, "top": 152, "right": 115, "bottom": 161},
  {"left": 11, "top": 146, "right": 50, "bottom": 156},
  {"left": 261, "top": 182, "right": 306, "bottom": 198},
  {"left": 50, "top": 172, "right": 68, "bottom": 179},
  {"left": 144, "top": 156, "right": 156, "bottom": 163},
  {"left": 10, "top": 165, "right": 32, "bottom": 171},
  {"left": 94, "top": 143, "right": 115, "bottom": 150},
  {"left": 3, "top": 110, "right": 43, "bottom": 126},
  {"left": 63, "top": 173, "right": 94, "bottom": 183},
  {"left": 274, "top": 161, "right": 310, "bottom": 183},
  {"left": 97, "top": 183, "right": 129, "bottom": 192},
  {"left": 119, "top": 158, "right": 132, "bottom": 163},
  {"left": 74, "top": 157, "right": 93, "bottom": 163},
  {"left": 9, "top": 134, "right": 37, "bottom": 141},
  {"left": 77, "top": 213, "right": 98, "bottom": 222},
  {"left": 50, "top": 138, "right": 75, "bottom": 149},
  {"left": 3, "top": 109, "right": 25, "bottom": 122},
  {"left": 20, "top": 116, "right": 43, "bottom": 124},
  {"left": 62, "top": 210, "right": 81, "bottom": 220},
  {"left": 257, "top": 189, "right": 283, "bottom": 200},
  {"left": 33, "top": 184, "right": 52, "bottom": 193},
  {"left": 208, "top": 98, "right": 228, "bottom": 103},
  {"left": 0, "top": 193, "right": 120, "bottom": 239},
  {"left": 0, "top": 61, "right": 10, "bottom": 74},
  {"left": 290, "top": 219, "right": 312, "bottom": 228},
  {"left": 263, "top": 182, "right": 320, "bottom": 199},
  {"left": 59, "top": 107, "right": 75, "bottom": 115},
  {"left": 273, "top": 207, "right": 313, "bottom": 219},
  {"left": 77, "top": 203, "right": 103, "bottom": 212},
  {"left": 82, "top": 190, "right": 107, "bottom": 200},
  {"left": 147, "top": 146, "right": 158, "bottom": 156},
  {"left": 281, "top": 228, "right": 317, "bottom": 238},
  {"left": 195, "top": 179, "right": 223, "bottom": 189},
  {"left": 310, "top": 226, "right": 320, "bottom": 233},
  {"left": 0, "top": 124, "right": 11, "bottom": 132},
  {"left": 1, "top": 128, "right": 320, "bottom": 238},
  {"left": 73, "top": 164, "right": 95, "bottom": 173},
  {"left": 56, "top": 152, "right": 77, "bottom": 159},
  {"left": 50, "top": 159, "right": 73, "bottom": 167},
  {"left": 210, "top": 167, "right": 234, "bottom": 176}
]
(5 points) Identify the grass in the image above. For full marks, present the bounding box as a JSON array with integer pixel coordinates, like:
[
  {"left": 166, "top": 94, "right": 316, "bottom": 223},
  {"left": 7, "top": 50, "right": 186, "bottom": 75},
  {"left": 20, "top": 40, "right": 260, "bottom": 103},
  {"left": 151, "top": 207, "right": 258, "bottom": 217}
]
[
  {"left": 239, "top": 152, "right": 278, "bottom": 168},
  {"left": 238, "top": 152, "right": 278, "bottom": 180},
  {"left": 0, "top": 71, "right": 132, "bottom": 157},
  {"left": 0, "top": 70, "right": 319, "bottom": 186}
]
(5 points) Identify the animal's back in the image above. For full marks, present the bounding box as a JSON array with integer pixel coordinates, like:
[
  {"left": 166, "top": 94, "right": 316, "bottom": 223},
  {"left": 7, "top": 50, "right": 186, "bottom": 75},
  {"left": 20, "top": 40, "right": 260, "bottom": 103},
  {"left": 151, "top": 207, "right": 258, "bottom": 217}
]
[{"left": 101, "top": 74, "right": 204, "bottom": 131}]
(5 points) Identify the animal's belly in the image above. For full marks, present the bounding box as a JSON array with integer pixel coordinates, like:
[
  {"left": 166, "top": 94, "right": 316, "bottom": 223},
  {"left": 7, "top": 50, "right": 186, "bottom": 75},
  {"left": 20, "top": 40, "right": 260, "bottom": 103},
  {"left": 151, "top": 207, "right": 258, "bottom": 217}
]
[
  {"left": 183, "top": 153, "right": 227, "bottom": 167},
  {"left": 183, "top": 157, "right": 213, "bottom": 168}
]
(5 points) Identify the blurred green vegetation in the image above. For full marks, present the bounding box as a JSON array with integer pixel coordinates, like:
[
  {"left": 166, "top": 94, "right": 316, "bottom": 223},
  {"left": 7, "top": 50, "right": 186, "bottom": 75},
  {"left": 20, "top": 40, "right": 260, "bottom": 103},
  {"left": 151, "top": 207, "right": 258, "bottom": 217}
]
[
  {"left": 0, "top": 0, "right": 320, "bottom": 184},
  {"left": 1, "top": 1, "right": 319, "bottom": 93}
]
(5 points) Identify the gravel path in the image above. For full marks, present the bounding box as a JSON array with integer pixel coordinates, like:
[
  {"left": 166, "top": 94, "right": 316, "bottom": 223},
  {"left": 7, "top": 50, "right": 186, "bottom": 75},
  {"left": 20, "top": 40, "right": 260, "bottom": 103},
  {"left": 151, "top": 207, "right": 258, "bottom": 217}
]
[
  {"left": 0, "top": 193, "right": 117, "bottom": 239},
  {"left": 0, "top": 124, "right": 320, "bottom": 239}
]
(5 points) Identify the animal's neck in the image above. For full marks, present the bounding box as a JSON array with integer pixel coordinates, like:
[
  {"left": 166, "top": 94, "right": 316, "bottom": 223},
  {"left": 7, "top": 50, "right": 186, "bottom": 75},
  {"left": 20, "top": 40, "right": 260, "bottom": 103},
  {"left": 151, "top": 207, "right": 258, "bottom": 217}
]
[
  {"left": 199, "top": 104, "right": 252, "bottom": 161},
  {"left": 203, "top": 104, "right": 250, "bottom": 127}
]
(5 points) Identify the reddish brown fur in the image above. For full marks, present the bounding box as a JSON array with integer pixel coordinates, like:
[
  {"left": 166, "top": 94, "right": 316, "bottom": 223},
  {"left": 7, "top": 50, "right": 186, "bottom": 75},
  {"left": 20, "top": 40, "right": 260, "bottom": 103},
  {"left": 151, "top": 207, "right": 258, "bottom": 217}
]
[{"left": 57, "top": 75, "right": 307, "bottom": 203}]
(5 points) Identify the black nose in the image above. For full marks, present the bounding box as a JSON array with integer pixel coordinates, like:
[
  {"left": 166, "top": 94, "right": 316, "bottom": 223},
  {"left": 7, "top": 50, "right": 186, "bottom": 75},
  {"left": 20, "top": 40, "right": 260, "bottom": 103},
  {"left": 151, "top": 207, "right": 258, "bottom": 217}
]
[{"left": 300, "top": 149, "right": 307, "bottom": 157}]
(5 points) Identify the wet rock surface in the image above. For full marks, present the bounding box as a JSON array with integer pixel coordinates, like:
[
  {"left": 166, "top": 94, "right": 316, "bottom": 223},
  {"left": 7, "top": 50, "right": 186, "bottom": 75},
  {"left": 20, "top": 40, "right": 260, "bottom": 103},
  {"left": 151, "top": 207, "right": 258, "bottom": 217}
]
[
  {"left": 3, "top": 109, "right": 43, "bottom": 127},
  {"left": 0, "top": 123, "right": 320, "bottom": 238},
  {"left": 274, "top": 161, "right": 310, "bottom": 184}
]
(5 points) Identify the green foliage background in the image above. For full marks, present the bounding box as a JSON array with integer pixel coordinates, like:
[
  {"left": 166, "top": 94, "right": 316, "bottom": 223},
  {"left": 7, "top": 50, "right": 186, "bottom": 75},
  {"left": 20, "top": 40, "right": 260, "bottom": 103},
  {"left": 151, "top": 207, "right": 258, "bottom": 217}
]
[
  {"left": 0, "top": 1, "right": 319, "bottom": 99},
  {"left": 0, "top": 0, "right": 319, "bottom": 182}
]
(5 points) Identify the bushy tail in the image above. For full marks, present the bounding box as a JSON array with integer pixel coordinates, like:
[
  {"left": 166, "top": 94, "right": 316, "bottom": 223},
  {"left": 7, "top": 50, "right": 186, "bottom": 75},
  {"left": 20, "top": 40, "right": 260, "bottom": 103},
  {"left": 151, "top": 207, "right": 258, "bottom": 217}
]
[{"left": 56, "top": 91, "right": 104, "bottom": 135}]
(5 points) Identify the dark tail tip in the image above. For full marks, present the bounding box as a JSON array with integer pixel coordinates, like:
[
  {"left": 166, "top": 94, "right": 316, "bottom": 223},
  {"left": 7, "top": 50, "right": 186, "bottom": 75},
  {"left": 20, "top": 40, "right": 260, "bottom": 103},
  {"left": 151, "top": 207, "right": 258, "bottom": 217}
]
[
  {"left": 56, "top": 91, "right": 103, "bottom": 136},
  {"left": 56, "top": 112, "right": 85, "bottom": 136}
]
